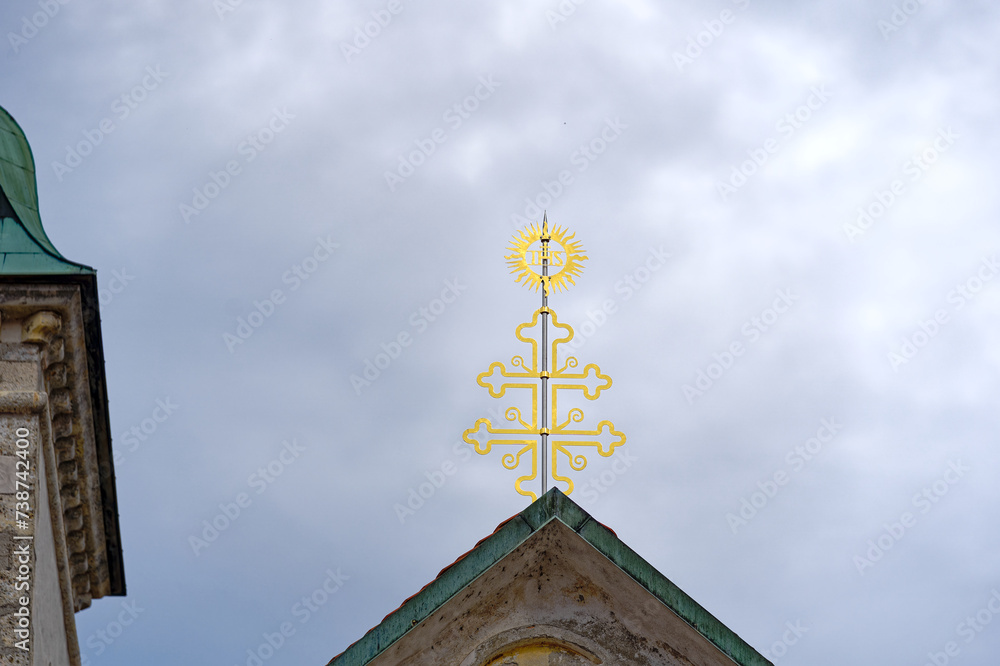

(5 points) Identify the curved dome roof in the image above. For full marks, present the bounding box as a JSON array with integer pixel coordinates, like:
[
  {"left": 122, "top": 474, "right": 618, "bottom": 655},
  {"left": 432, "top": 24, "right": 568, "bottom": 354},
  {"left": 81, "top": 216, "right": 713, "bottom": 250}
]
[{"left": 0, "top": 105, "right": 92, "bottom": 274}]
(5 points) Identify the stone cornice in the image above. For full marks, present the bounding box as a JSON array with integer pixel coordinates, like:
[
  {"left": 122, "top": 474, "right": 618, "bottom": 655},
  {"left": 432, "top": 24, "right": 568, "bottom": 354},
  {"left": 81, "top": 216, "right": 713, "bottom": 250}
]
[{"left": 0, "top": 281, "right": 125, "bottom": 610}]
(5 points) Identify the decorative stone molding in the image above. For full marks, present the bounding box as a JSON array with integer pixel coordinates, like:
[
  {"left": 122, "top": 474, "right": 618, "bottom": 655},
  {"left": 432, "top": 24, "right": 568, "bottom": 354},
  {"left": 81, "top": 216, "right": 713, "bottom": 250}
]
[
  {"left": 21, "top": 312, "right": 62, "bottom": 346},
  {"left": 0, "top": 281, "right": 124, "bottom": 665},
  {"left": 0, "top": 390, "right": 47, "bottom": 413}
]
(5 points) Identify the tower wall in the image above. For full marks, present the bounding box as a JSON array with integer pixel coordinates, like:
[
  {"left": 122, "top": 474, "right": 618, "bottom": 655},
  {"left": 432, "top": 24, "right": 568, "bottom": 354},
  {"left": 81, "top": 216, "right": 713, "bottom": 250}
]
[{"left": 0, "top": 285, "right": 122, "bottom": 665}]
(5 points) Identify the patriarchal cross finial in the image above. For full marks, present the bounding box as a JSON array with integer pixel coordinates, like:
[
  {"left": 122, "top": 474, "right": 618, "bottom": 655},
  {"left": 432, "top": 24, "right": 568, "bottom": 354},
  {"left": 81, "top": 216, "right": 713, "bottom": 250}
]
[{"left": 463, "top": 214, "right": 626, "bottom": 501}]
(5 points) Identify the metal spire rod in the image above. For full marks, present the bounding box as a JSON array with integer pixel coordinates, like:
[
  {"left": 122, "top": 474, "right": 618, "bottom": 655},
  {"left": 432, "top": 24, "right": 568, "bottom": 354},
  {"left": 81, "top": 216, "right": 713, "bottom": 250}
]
[{"left": 540, "top": 211, "right": 549, "bottom": 496}]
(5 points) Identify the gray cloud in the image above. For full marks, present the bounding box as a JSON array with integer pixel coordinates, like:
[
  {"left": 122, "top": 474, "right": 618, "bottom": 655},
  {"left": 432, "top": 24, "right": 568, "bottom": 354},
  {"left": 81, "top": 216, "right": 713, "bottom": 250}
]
[{"left": 3, "top": 1, "right": 999, "bottom": 664}]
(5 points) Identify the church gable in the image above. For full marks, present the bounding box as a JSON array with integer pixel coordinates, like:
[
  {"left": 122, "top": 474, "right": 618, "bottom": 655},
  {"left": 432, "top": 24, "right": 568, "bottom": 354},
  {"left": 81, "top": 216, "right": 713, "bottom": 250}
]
[{"left": 329, "top": 491, "right": 770, "bottom": 666}]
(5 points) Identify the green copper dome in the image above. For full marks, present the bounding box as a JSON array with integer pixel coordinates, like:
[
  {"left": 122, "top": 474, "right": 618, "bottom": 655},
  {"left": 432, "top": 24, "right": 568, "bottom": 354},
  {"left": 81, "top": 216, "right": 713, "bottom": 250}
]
[{"left": 0, "top": 105, "right": 93, "bottom": 274}]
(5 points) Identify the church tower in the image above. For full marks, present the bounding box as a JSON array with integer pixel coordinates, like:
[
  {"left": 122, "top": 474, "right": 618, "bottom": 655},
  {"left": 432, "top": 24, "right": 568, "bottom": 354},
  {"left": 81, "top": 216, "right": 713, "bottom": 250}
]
[{"left": 0, "top": 106, "right": 125, "bottom": 665}]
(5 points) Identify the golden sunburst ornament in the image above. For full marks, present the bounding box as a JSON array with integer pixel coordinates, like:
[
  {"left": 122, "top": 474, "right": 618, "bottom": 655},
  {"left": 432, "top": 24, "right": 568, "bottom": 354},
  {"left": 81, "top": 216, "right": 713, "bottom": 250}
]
[{"left": 506, "top": 220, "right": 587, "bottom": 293}]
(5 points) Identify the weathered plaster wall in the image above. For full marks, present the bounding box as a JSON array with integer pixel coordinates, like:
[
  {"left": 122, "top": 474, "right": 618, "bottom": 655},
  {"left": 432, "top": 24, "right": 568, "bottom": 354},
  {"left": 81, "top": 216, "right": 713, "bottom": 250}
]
[
  {"left": 0, "top": 407, "right": 39, "bottom": 664},
  {"left": 0, "top": 344, "right": 72, "bottom": 665},
  {"left": 33, "top": 428, "right": 72, "bottom": 666},
  {"left": 370, "top": 520, "right": 742, "bottom": 666}
]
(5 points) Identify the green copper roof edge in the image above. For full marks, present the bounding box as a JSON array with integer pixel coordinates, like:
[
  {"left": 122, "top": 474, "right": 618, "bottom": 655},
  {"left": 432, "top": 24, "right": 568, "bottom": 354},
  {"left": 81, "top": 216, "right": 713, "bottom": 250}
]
[
  {"left": 328, "top": 489, "right": 771, "bottom": 666},
  {"left": 526, "top": 492, "right": 771, "bottom": 666},
  {"left": 0, "top": 106, "right": 93, "bottom": 273},
  {"left": 0, "top": 107, "right": 50, "bottom": 249},
  {"left": 0, "top": 217, "right": 95, "bottom": 275},
  {"left": 327, "top": 513, "right": 537, "bottom": 666},
  {"left": 574, "top": 518, "right": 772, "bottom": 666}
]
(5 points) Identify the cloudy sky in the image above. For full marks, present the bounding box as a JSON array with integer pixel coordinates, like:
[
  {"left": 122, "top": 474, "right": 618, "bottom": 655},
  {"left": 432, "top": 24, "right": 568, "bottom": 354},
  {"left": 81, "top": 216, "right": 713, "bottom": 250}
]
[{"left": 3, "top": 1, "right": 1000, "bottom": 664}]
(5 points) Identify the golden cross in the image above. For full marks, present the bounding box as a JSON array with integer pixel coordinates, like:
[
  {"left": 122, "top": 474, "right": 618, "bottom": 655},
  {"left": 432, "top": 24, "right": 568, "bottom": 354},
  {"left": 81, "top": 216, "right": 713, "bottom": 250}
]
[{"left": 463, "top": 215, "right": 626, "bottom": 501}]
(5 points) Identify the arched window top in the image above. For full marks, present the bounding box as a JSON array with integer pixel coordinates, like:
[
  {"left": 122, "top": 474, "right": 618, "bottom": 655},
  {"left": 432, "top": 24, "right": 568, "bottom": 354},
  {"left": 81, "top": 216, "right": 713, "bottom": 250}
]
[{"left": 487, "top": 640, "right": 597, "bottom": 665}]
